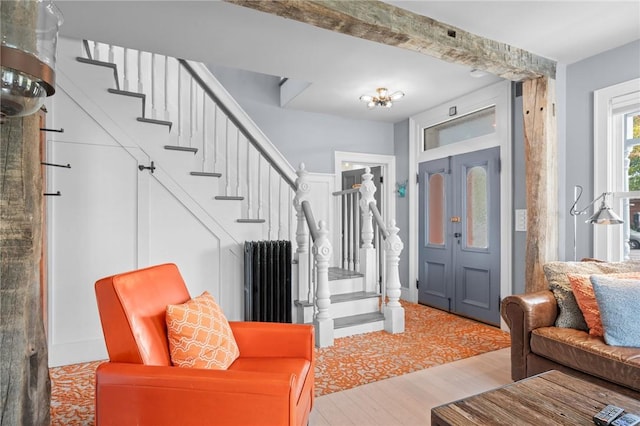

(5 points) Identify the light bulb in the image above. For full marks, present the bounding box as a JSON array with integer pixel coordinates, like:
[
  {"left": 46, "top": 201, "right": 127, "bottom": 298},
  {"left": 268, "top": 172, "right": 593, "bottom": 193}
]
[
  {"left": 360, "top": 95, "right": 373, "bottom": 103},
  {"left": 390, "top": 91, "right": 404, "bottom": 101}
]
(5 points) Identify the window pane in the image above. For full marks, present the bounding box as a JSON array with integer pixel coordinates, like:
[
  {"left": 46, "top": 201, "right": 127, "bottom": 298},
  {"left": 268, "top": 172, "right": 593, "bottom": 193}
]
[
  {"left": 424, "top": 106, "right": 496, "bottom": 151},
  {"left": 428, "top": 173, "right": 445, "bottom": 245},
  {"left": 466, "top": 166, "right": 488, "bottom": 249}
]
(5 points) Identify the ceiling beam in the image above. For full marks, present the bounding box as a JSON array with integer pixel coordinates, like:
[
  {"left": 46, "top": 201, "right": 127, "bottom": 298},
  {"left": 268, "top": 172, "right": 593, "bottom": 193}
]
[{"left": 225, "top": 0, "right": 556, "bottom": 81}]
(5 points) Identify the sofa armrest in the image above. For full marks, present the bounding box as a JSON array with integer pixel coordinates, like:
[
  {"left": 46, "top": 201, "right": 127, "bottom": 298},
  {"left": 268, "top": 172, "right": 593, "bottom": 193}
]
[
  {"left": 500, "top": 290, "right": 557, "bottom": 381},
  {"left": 229, "top": 322, "right": 314, "bottom": 360},
  {"left": 95, "top": 362, "right": 298, "bottom": 425}
]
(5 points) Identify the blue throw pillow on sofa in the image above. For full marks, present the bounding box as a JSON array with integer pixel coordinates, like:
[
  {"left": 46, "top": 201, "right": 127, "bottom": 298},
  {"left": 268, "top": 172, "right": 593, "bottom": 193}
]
[{"left": 590, "top": 274, "right": 640, "bottom": 347}]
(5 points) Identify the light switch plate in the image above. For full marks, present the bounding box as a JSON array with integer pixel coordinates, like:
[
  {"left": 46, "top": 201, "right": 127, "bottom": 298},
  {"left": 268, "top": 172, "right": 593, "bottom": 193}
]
[{"left": 515, "top": 209, "right": 527, "bottom": 232}]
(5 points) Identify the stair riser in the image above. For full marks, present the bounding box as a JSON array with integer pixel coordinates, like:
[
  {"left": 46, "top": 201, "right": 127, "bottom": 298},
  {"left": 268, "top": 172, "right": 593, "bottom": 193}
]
[
  {"left": 329, "top": 276, "right": 364, "bottom": 295},
  {"left": 334, "top": 320, "right": 384, "bottom": 339},
  {"left": 330, "top": 297, "right": 380, "bottom": 318}
]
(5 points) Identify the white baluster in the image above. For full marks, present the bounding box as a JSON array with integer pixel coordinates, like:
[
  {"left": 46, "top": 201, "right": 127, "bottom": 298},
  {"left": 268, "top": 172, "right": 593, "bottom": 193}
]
[
  {"left": 123, "top": 48, "right": 130, "bottom": 91},
  {"left": 384, "top": 220, "right": 404, "bottom": 333},
  {"left": 151, "top": 53, "right": 157, "bottom": 119},
  {"left": 224, "top": 118, "right": 230, "bottom": 196},
  {"left": 355, "top": 191, "right": 361, "bottom": 272},
  {"left": 164, "top": 56, "right": 170, "bottom": 120},
  {"left": 177, "top": 66, "right": 182, "bottom": 142},
  {"left": 359, "top": 167, "right": 377, "bottom": 292},
  {"left": 278, "top": 179, "right": 283, "bottom": 240},
  {"left": 246, "top": 144, "right": 252, "bottom": 220},
  {"left": 189, "top": 77, "right": 195, "bottom": 144},
  {"left": 348, "top": 192, "right": 354, "bottom": 270},
  {"left": 202, "top": 93, "right": 207, "bottom": 171},
  {"left": 236, "top": 130, "right": 241, "bottom": 197},
  {"left": 257, "top": 156, "right": 264, "bottom": 219},
  {"left": 212, "top": 104, "right": 218, "bottom": 168},
  {"left": 342, "top": 194, "right": 348, "bottom": 269},
  {"left": 108, "top": 44, "right": 114, "bottom": 63},
  {"left": 93, "top": 41, "right": 100, "bottom": 61},
  {"left": 268, "top": 165, "right": 273, "bottom": 239},
  {"left": 313, "top": 220, "right": 334, "bottom": 348},
  {"left": 137, "top": 51, "right": 143, "bottom": 94}
]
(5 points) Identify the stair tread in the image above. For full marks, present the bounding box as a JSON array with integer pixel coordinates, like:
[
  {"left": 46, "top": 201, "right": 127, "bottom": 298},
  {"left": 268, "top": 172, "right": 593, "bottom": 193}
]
[
  {"left": 138, "top": 117, "right": 173, "bottom": 129},
  {"left": 215, "top": 196, "right": 244, "bottom": 200},
  {"left": 237, "top": 219, "right": 266, "bottom": 223},
  {"left": 190, "top": 171, "right": 222, "bottom": 177},
  {"left": 164, "top": 145, "right": 197, "bottom": 153},
  {"left": 328, "top": 266, "right": 364, "bottom": 281},
  {"left": 331, "top": 291, "right": 379, "bottom": 303},
  {"left": 108, "top": 88, "right": 145, "bottom": 99},
  {"left": 334, "top": 312, "right": 384, "bottom": 329}
]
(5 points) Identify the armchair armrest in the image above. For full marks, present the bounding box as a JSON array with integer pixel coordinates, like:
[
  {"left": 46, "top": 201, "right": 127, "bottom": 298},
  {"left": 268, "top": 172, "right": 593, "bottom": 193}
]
[
  {"left": 95, "top": 362, "right": 298, "bottom": 426},
  {"left": 229, "top": 322, "right": 314, "bottom": 360},
  {"left": 500, "top": 291, "right": 557, "bottom": 381}
]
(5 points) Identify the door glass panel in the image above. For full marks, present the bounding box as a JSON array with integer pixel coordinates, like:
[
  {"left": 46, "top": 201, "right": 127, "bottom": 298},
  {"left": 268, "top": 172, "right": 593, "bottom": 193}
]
[
  {"left": 466, "top": 166, "right": 488, "bottom": 249},
  {"left": 428, "top": 173, "right": 445, "bottom": 245},
  {"left": 423, "top": 106, "right": 496, "bottom": 151}
]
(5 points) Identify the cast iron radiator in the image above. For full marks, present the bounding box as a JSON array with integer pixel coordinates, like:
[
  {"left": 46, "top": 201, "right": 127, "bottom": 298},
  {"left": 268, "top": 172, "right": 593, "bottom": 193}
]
[{"left": 243, "top": 240, "right": 292, "bottom": 322}]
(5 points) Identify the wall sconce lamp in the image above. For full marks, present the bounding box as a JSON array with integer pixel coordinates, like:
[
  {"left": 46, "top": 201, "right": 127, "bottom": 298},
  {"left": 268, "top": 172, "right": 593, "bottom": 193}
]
[
  {"left": 1, "top": 0, "right": 63, "bottom": 123},
  {"left": 569, "top": 185, "right": 623, "bottom": 261}
]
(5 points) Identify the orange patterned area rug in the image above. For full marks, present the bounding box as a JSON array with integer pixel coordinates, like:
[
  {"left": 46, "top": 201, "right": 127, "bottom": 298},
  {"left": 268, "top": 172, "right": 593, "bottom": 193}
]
[{"left": 49, "top": 302, "right": 510, "bottom": 425}]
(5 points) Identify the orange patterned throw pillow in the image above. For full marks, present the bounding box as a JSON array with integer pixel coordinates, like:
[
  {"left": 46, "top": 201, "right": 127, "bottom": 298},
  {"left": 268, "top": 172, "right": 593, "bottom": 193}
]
[
  {"left": 568, "top": 271, "right": 640, "bottom": 337},
  {"left": 567, "top": 273, "right": 604, "bottom": 336},
  {"left": 166, "top": 291, "right": 239, "bottom": 369}
]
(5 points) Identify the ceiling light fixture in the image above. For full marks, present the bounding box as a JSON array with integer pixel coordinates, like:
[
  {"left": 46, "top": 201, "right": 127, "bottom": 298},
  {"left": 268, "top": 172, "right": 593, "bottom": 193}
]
[{"left": 359, "top": 87, "right": 404, "bottom": 109}]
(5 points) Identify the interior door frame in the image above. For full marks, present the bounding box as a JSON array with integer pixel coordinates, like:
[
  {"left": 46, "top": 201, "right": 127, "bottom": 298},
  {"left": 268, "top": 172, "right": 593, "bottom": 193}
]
[
  {"left": 333, "top": 150, "right": 396, "bottom": 234},
  {"left": 408, "top": 81, "right": 513, "bottom": 329}
]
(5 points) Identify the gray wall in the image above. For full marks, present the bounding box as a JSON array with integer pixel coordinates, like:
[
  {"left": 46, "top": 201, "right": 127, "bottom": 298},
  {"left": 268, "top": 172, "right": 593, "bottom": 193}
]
[
  {"left": 209, "top": 65, "right": 394, "bottom": 174},
  {"left": 564, "top": 39, "right": 640, "bottom": 260},
  {"left": 394, "top": 120, "right": 410, "bottom": 289}
]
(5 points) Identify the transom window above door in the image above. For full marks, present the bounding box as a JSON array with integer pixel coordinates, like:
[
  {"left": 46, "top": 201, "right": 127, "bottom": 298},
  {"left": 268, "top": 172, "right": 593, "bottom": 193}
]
[{"left": 423, "top": 106, "right": 496, "bottom": 151}]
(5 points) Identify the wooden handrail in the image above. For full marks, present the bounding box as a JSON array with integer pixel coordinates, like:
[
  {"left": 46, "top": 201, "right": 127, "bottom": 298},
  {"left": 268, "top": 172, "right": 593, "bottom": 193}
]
[
  {"left": 301, "top": 200, "right": 319, "bottom": 241},
  {"left": 369, "top": 201, "right": 390, "bottom": 239}
]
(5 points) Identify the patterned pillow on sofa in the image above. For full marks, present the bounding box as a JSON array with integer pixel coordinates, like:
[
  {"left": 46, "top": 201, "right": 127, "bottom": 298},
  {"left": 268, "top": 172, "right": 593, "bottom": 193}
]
[{"left": 543, "top": 260, "right": 640, "bottom": 330}]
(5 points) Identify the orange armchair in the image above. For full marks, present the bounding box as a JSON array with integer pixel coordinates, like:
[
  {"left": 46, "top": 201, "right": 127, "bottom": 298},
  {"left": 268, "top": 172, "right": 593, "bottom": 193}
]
[{"left": 94, "top": 263, "right": 314, "bottom": 426}]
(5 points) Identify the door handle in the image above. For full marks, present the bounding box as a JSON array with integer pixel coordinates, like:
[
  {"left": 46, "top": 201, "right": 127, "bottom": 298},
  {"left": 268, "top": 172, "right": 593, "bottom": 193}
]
[{"left": 454, "top": 232, "right": 462, "bottom": 238}]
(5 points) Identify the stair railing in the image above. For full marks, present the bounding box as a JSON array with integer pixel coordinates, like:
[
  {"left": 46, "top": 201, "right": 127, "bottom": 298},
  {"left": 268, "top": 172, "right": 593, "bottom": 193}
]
[
  {"left": 294, "top": 163, "right": 334, "bottom": 347},
  {"left": 81, "top": 40, "right": 296, "bottom": 240},
  {"left": 335, "top": 167, "right": 405, "bottom": 333}
]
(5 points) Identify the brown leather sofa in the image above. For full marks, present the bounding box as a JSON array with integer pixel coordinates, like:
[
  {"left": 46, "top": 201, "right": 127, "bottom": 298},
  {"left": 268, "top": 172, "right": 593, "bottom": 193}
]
[{"left": 501, "top": 290, "right": 640, "bottom": 396}]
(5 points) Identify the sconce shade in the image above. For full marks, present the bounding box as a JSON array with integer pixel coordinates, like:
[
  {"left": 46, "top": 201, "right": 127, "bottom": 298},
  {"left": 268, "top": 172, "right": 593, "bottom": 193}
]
[{"left": 587, "top": 202, "right": 624, "bottom": 225}]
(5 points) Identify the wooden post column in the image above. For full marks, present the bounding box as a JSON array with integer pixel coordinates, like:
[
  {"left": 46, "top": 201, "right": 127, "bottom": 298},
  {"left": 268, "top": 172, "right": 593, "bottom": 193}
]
[
  {"left": 522, "top": 77, "right": 559, "bottom": 292},
  {"left": 0, "top": 1, "right": 50, "bottom": 424}
]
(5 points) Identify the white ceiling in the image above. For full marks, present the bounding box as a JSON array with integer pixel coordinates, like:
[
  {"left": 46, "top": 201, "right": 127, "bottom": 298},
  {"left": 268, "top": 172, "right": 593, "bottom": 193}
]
[{"left": 56, "top": 1, "right": 640, "bottom": 123}]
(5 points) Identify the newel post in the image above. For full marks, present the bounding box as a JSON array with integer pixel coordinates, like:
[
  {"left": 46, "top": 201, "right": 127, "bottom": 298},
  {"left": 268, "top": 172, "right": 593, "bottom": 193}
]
[
  {"left": 359, "top": 167, "right": 377, "bottom": 293},
  {"left": 293, "top": 163, "right": 311, "bottom": 306},
  {"left": 384, "top": 220, "right": 405, "bottom": 333},
  {"left": 313, "top": 220, "right": 334, "bottom": 347}
]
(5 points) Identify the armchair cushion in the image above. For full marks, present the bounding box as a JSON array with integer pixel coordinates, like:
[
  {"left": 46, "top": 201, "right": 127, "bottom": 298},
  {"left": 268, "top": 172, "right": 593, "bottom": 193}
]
[{"left": 166, "top": 291, "right": 239, "bottom": 370}]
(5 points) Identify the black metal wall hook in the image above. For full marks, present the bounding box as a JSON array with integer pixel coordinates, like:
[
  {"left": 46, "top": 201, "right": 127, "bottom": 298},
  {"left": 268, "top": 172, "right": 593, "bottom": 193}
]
[
  {"left": 41, "top": 162, "right": 71, "bottom": 168},
  {"left": 138, "top": 161, "right": 156, "bottom": 174},
  {"left": 40, "top": 128, "right": 64, "bottom": 133}
]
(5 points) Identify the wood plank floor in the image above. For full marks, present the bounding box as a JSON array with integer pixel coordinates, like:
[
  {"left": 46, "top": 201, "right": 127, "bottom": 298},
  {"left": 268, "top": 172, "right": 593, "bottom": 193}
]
[{"left": 310, "top": 347, "right": 512, "bottom": 425}]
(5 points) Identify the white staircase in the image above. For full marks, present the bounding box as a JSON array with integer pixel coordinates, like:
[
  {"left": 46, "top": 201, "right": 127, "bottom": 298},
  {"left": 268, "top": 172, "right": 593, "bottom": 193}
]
[{"left": 51, "top": 37, "right": 402, "bottom": 351}]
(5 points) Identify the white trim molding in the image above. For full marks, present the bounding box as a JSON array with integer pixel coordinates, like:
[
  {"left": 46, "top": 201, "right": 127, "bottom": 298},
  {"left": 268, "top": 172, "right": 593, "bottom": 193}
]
[
  {"left": 408, "top": 81, "right": 513, "bottom": 316},
  {"left": 593, "top": 78, "right": 640, "bottom": 261}
]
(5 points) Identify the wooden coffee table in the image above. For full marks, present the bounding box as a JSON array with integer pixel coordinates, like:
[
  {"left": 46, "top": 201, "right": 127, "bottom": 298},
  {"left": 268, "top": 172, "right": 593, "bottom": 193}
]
[{"left": 432, "top": 370, "right": 640, "bottom": 425}]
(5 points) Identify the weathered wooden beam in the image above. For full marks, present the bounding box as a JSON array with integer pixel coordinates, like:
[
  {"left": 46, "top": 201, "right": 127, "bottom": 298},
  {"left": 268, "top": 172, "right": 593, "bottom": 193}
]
[
  {"left": 1, "top": 1, "right": 50, "bottom": 425},
  {"left": 225, "top": 0, "right": 556, "bottom": 81},
  {"left": 523, "top": 77, "right": 558, "bottom": 292}
]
